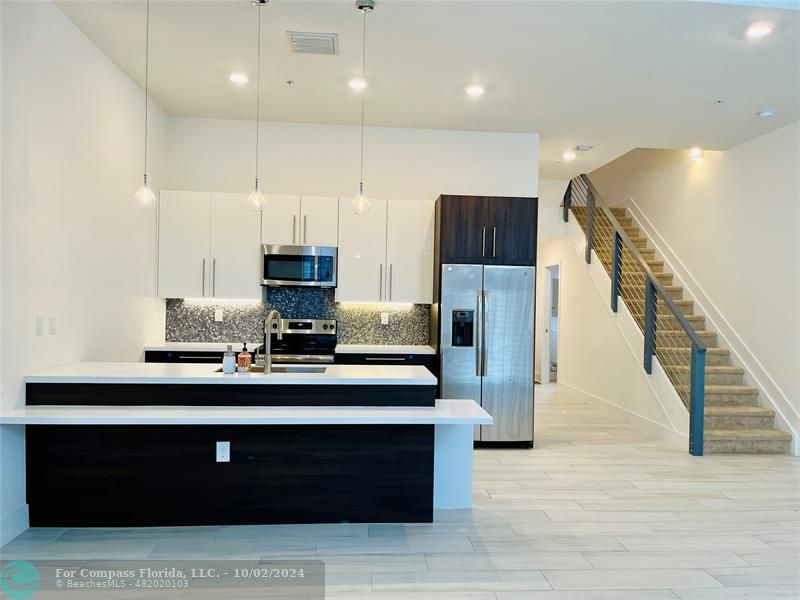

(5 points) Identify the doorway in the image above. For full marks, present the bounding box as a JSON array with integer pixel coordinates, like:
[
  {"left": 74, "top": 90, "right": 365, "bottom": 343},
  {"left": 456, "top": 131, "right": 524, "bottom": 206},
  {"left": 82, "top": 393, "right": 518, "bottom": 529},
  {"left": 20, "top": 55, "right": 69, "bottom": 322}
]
[{"left": 540, "top": 264, "right": 560, "bottom": 383}]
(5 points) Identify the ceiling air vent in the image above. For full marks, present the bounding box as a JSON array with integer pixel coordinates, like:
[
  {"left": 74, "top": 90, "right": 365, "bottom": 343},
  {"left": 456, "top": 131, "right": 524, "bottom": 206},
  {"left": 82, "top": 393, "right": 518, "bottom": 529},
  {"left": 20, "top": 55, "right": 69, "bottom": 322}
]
[{"left": 287, "top": 31, "right": 339, "bottom": 55}]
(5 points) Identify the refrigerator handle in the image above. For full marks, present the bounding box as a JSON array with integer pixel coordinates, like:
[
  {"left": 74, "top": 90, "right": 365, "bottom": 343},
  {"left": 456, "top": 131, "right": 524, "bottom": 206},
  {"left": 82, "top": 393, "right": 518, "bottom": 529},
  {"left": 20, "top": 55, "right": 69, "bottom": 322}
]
[
  {"left": 482, "top": 289, "right": 489, "bottom": 376},
  {"left": 475, "top": 291, "right": 483, "bottom": 377}
]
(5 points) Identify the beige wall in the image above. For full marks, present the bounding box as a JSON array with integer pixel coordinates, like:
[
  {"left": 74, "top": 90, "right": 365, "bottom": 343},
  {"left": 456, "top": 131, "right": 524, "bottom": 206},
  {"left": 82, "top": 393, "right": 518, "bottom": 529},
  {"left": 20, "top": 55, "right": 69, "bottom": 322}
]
[
  {"left": 1, "top": 1, "right": 167, "bottom": 541},
  {"left": 590, "top": 122, "right": 800, "bottom": 435}
]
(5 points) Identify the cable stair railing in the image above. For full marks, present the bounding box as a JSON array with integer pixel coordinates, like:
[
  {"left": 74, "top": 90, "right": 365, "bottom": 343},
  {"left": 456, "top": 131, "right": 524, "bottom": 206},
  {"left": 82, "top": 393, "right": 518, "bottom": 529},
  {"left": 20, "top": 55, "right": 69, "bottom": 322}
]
[{"left": 563, "top": 174, "right": 707, "bottom": 456}]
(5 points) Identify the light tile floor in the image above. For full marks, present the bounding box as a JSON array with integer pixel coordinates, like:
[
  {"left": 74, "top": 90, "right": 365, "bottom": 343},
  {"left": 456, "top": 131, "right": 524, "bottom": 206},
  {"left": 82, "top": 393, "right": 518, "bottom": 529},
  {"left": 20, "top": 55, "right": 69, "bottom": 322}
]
[{"left": 2, "top": 384, "right": 798, "bottom": 599}]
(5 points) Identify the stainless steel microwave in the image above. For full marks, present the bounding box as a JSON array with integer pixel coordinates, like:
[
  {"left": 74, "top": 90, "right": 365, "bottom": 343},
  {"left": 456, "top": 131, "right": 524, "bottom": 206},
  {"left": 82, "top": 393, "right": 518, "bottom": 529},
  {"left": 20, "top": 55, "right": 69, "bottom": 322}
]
[{"left": 261, "top": 244, "right": 337, "bottom": 288}]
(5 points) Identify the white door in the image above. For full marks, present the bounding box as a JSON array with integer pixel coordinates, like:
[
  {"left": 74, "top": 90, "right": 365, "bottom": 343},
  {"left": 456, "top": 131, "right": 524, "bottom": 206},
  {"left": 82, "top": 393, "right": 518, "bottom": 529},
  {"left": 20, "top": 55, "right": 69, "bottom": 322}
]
[
  {"left": 386, "top": 200, "right": 434, "bottom": 303},
  {"left": 158, "top": 191, "right": 211, "bottom": 298},
  {"left": 300, "top": 196, "right": 339, "bottom": 247},
  {"left": 209, "top": 193, "right": 262, "bottom": 300},
  {"left": 261, "top": 195, "right": 301, "bottom": 245},
  {"left": 336, "top": 198, "right": 388, "bottom": 302}
]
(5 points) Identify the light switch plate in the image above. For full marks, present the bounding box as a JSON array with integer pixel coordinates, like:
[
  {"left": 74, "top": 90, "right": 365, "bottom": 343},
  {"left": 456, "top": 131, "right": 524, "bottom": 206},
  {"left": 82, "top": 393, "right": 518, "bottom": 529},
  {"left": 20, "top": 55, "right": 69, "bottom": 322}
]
[
  {"left": 214, "top": 309, "right": 224, "bottom": 322},
  {"left": 48, "top": 316, "right": 57, "bottom": 335},
  {"left": 35, "top": 316, "right": 44, "bottom": 336},
  {"left": 216, "top": 441, "right": 230, "bottom": 463},
  {"left": 380, "top": 312, "right": 389, "bottom": 325}
]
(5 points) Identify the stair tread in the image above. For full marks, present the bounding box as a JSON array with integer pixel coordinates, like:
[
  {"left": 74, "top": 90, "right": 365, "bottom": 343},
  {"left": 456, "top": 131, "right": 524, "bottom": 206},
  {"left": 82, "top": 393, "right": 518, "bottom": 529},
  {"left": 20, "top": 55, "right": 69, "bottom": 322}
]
[
  {"left": 667, "top": 365, "right": 743, "bottom": 374},
  {"left": 705, "top": 385, "right": 759, "bottom": 394},
  {"left": 661, "top": 347, "right": 728, "bottom": 353},
  {"left": 705, "top": 429, "right": 792, "bottom": 441},
  {"left": 705, "top": 405, "right": 774, "bottom": 416}
]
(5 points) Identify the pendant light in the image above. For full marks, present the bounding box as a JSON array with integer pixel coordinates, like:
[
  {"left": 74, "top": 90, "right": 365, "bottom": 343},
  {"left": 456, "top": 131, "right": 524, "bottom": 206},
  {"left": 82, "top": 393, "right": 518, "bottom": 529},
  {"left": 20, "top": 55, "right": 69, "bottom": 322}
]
[
  {"left": 352, "top": 0, "right": 374, "bottom": 215},
  {"left": 134, "top": 0, "right": 155, "bottom": 208},
  {"left": 246, "top": 0, "right": 267, "bottom": 212}
]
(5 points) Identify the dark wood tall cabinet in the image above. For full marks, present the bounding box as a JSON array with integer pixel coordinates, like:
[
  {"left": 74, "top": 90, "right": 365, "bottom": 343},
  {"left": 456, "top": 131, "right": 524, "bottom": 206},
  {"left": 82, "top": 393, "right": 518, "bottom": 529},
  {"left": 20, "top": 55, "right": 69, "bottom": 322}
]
[{"left": 434, "top": 195, "right": 538, "bottom": 267}]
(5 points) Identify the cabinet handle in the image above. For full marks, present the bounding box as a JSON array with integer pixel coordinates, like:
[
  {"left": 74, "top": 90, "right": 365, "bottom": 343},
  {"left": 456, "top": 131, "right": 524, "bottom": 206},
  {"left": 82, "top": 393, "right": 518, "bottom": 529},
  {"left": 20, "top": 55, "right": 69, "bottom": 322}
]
[
  {"left": 303, "top": 215, "right": 308, "bottom": 244},
  {"left": 292, "top": 215, "right": 297, "bottom": 244},
  {"left": 201, "top": 258, "right": 206, "bottom": 296},
  {"left": 366, "top": 357, "right": 406, "bottom": 361},
  {"left": 481, "top": 226, "right": 486, "bottom": 257},
  {"left": 492, "top": 226, "right": 497, "bottom": 258},
  {"left": 389, "top": 264, "right": 393, "bottom": 301},
  {"left": 212, "top": 258, "right": 217, "bottom": 297},
  {"left": 379, "top": 264, "right": 383, "bottom": 300}
]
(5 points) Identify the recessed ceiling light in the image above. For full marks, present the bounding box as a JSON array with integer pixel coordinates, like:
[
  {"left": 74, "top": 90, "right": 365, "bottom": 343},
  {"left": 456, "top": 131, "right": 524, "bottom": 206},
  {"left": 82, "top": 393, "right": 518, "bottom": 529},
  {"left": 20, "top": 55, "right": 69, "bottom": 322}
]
[
  {"left": 575, "top": 144, "right": 593, "bottom": 152},
  {"left": 690, "top": 146, "right": 704, "bottom": 161},
  {"left": 757, "top": 109, "right": 776, "bottom": 118},
  {"left": 229, "top": 72, "right": 249, "bottom": 85},
  {"left": 746, "top": 21, "right": 774, "bottom": 38},
  {"left": 348, "top": 77, "right": 367, "bottom": 90},
  {"left": 562, "top": 150, "right": 577, "bottom": 161},
  {"left": 465, "top": 84, "right": 485, "bottom": 97}
]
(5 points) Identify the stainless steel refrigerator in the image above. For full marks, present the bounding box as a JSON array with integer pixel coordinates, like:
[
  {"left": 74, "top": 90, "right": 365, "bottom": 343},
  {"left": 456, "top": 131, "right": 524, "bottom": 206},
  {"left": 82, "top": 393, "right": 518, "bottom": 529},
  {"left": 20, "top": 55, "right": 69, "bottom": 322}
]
[{"left": 440, "top": 264, "right": 535, "bottom": 445}]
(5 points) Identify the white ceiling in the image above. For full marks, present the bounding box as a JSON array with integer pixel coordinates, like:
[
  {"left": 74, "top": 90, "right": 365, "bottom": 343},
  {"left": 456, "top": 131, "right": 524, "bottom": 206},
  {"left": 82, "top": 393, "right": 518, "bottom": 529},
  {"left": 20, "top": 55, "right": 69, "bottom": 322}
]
[{"left": 57, "top": 0, "right": 800, "bottom": 179}]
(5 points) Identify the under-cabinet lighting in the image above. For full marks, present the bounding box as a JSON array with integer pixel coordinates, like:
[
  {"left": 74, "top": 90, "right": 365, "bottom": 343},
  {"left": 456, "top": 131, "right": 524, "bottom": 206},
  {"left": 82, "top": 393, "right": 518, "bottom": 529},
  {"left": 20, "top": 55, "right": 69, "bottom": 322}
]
[
  {"left": 338, "top": 302, "right": 415, "bottom": 309},
  {"left": 182, "top": 298, "right": 263, "bottom": 306}
]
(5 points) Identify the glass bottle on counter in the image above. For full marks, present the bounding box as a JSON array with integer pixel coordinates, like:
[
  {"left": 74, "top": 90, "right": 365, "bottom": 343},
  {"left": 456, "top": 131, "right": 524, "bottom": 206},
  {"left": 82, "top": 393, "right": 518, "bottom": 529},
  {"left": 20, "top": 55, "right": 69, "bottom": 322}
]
[{"left": 222, "top": 345, "right": 236, "bottom": 374}]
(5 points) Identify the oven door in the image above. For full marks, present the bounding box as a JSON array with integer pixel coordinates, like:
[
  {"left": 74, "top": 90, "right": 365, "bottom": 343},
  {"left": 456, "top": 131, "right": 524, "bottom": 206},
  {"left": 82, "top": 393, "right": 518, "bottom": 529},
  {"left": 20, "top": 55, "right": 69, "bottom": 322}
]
[{"left": 261, "top": 245, "right": 337, "bottom": 287}]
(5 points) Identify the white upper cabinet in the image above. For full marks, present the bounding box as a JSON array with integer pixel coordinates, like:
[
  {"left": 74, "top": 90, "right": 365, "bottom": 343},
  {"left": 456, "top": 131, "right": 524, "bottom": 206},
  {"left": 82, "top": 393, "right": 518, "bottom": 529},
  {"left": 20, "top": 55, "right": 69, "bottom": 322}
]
[
  {"left": 158, "top": 191, "right": 211, "bottom": 299},
  {"left": 158, "top": 191, "right": 261, "bottom": 299},
  {"left": 261, "top": 195, "right": 338, "bottom": 247},
  {"left": 209, "top": 193, "right": 262, "bottom": 300},
  {"left": 386, "top": 200, "right": 435, "bottom": 304},
  {"left": 300, "top": 196, "right": 339, "bottom": 247},
  {"left": 336, "top": 198, "right": 388, "bottom": 303},
  {"left": 261, "top": 195, "right": 301, "bottom": 246}
]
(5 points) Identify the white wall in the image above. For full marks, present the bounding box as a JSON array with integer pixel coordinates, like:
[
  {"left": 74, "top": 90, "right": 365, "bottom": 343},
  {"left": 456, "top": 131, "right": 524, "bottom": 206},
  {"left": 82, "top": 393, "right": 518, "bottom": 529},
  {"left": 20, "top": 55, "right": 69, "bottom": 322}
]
[
  {"left": 164, "top": 117, "right": 539, "bottom": 200},
  {"left": 0, "top": 0, "right": 167, "bottom": 543},
  {"left": 535, "top": 223, "right": 688, "bottom": 443},
  {"left": 590, "top": 123, "right": 800, "bottom": 438},
  {"left": 537, "top": 179, "right": 568, "bottom": 242}
]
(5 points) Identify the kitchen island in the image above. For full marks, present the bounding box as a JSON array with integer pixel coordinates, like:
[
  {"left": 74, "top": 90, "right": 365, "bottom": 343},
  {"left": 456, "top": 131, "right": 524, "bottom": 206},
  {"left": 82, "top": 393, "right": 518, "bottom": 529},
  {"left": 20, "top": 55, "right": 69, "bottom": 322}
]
[{"left": 7, "top": 362, "right": 490, "bottom": 528}]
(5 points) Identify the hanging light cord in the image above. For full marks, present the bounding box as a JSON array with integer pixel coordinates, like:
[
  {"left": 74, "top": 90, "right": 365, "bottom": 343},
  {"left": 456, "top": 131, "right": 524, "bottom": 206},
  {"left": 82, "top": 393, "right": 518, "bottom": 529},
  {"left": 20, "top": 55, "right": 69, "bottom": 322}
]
[
  {"left": 358, "top": 6, "right": 367, "bottom": 189},
  {"left": 254, "top": 3, "right": 262, "bottom": 186},
  {"left": 143, "top": 0, "right": 150, "bottom": 178}
]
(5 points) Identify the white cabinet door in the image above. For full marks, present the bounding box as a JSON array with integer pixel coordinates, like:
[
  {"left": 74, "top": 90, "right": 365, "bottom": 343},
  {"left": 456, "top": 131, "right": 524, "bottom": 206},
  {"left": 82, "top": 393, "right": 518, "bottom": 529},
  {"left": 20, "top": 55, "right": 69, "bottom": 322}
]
[
  {"left": 386, "top": 200, "right": 435, "bottom": 304},
  {"left": 300, "top": 196, "right": 339, "bottom": 247},
  {"left": 261, "top": 195, "right": 301, "bottom": 245},
  {"left": 209, "top": 193, "right": 262, "bottom": 300},
  {"left": 336, "top": 199, "right": 388, "bottom": 302},
  {"left": 158, "top": 191, "right": 211, "bottom": 298}
]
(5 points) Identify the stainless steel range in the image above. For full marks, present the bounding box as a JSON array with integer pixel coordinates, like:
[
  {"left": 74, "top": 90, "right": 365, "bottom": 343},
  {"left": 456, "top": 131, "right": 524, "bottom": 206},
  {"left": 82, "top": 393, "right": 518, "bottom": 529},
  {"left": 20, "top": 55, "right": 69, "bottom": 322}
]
[{"left": 257, "top": 318, "right": 337, "bottom": 365}]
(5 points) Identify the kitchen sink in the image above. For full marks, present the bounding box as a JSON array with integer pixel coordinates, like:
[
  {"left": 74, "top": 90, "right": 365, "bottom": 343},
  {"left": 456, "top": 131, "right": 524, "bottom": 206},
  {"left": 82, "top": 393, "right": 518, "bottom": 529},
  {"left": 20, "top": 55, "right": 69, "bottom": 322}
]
[{"left": 216, "top": 365, "right": 328, "bottom": 374}]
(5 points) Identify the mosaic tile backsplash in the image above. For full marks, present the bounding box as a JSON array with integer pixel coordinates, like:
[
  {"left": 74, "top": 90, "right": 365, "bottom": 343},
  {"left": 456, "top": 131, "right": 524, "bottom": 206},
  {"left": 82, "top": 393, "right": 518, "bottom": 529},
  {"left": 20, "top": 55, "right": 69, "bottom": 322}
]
[{"left": 165, "top": 288, "right": 431, "bottom": 346}]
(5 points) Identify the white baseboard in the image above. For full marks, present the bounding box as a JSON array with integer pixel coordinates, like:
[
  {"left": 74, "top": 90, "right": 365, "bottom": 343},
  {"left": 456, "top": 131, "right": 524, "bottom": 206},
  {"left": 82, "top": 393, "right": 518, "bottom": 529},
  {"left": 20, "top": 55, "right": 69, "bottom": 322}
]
[
  {"left": 561, "top": 382, "right": 687, "bottom": 450},
  {"left": 0, "top": 504, "right": 29, "bottom": 546},
  {"left": 627, "top": 199, "right": 800, "bottom": 456}
]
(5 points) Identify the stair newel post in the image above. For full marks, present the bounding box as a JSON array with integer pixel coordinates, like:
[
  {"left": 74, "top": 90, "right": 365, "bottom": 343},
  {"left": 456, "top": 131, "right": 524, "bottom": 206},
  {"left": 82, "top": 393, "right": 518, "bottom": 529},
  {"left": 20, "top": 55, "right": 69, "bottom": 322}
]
[
  {"left": 563, "top": 181, "right": 573, "bottom": 223},
  {"left": 689, "top": 344, "right": 706, "bottom": 456},
  {"left": 611, "top": 231, "right": 622, "bottom": 312},
  {"left": 585, "top": 183, "right": 595, "bottom": 264},
  {"left": 643, "top": 281, "right": 657, "bottom": 374}
]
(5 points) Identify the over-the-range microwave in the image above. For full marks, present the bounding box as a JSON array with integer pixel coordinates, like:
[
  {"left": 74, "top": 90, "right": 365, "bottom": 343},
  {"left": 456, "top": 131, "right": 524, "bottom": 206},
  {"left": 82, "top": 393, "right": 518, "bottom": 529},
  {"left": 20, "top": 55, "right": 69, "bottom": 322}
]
[{"left": 261, "top": 244, "right": 337, "bottom": 288}]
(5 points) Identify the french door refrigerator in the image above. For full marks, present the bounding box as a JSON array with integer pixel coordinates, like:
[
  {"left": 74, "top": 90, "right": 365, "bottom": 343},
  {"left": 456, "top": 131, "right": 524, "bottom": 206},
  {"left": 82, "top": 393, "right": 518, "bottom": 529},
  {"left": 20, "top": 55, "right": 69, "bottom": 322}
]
[{"left": 440, "top": 264, "right": 535, "bottom": 445}]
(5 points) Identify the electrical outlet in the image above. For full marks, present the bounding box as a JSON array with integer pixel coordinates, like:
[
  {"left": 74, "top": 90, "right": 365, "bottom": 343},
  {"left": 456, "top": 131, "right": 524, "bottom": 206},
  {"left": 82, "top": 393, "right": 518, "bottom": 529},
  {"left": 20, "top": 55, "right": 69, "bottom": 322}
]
[
  {"left": 48, "top": 316, "right": 57, "bottom": 335},
  {"left": 214, "top": 309, "right": 224, "bottom": 322},
  {"left": 35, "top": 316, "right": 44, "bottom": 336},
  {"left": 380, "top": 312, "right": 389, "bottom": 325},
  {"left": 216, "top": 441, "right": 230, "bottom": 463}
]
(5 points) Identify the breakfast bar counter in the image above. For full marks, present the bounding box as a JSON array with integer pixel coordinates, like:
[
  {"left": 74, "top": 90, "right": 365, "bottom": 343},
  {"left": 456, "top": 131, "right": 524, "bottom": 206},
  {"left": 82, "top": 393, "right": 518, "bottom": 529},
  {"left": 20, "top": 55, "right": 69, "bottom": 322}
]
[{"left": 10, "top": 362, "right": 489, "bottom": 528}]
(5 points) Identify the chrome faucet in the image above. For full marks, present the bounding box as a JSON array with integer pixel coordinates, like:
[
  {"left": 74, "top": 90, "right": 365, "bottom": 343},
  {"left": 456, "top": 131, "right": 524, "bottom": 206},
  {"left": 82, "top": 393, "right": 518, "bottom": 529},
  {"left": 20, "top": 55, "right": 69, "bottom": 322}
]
[{"left": 263, "top": 310, "right": 283, "bottom": 374}]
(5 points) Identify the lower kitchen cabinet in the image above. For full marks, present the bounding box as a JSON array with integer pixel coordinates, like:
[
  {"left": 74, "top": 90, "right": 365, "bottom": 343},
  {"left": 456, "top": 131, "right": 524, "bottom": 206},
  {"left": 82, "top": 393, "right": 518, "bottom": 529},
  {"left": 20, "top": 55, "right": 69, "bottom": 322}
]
[
  {"left": 144, "top": 350, "right": 225, "bottom": 364},
  {"left": 335, "top": 352, "right": 438, "bottom": 376}
]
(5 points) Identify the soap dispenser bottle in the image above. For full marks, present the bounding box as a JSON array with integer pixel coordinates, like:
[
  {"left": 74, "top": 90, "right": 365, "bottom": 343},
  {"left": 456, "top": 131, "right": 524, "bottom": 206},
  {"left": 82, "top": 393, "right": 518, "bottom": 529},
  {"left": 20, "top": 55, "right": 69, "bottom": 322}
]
[
  {"left": 237, "top": 343, "right": 252, "bottom": 372},
  {"left": 222, "top": 345, "right": 236, "bottom": 374}
]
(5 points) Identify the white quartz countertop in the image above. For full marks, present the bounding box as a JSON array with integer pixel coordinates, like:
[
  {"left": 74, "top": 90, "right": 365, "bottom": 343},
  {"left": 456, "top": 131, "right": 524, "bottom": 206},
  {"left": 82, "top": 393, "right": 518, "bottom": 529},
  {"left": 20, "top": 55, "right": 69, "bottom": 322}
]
[
  {"left": 144, "top": 342, "right": 261, "bottom": 352},
  {"left": 24, "top": 362, "right": 437, "bottom": 386},
  {"left": 144, "top": 343, "right": 436, "bottom": 355},
  {"left": 0, "top": 399, "right": 490, "bottom": 426},
  {"left": 334, "top": 344, "right": 436, "bottom": 355}
]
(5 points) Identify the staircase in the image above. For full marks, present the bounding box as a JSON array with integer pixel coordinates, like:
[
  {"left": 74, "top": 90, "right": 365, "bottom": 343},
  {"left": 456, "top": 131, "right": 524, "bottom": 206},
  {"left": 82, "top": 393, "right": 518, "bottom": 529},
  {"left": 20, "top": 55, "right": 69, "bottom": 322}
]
[{"left": 568, "top": 189, "right": 791, "bottom": 454}]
